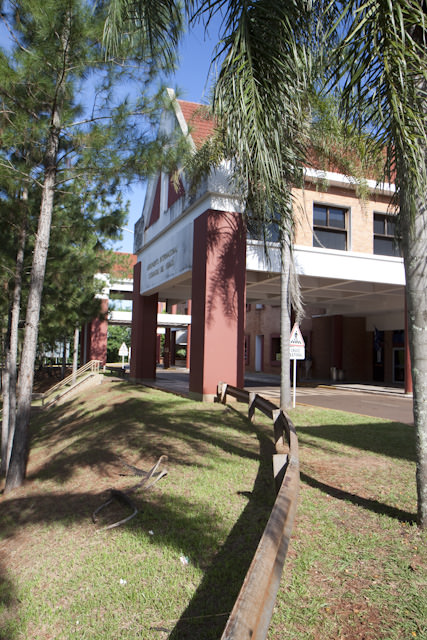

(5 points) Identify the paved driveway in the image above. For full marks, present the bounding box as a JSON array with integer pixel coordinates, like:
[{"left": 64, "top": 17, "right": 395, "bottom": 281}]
[
  {"left": 149, "top": 369, "right": 414, "bottom": 425},
  {"left": 244, "top": 381, "right": 414, "bottom": 424}
]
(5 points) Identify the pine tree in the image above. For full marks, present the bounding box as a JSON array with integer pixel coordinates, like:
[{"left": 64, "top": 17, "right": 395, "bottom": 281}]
[{"left": 0, "top": 0, "right": 186, "bottom": 491}]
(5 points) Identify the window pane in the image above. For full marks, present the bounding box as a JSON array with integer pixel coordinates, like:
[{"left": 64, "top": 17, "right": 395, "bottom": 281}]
[
  {"left": 314, "top": 229, "right": 347, "bottom": 250},
  {"left": 329, "top": 207, "right": 346, "bottom": 229},
  {"left": 313, "top": 205, "right": 327, "bottom": 226},
  {"left": 271, "top": 337, "right": 281, "bottom": 362},
  {"left": 374, "top": 214, "right": 385, "bottom": 235},
  {"left": 374, "top": 236, "right": 396, "bottom": 256},
  {"left": 387, "top": 218, "right": 396, "bottom": 236}
]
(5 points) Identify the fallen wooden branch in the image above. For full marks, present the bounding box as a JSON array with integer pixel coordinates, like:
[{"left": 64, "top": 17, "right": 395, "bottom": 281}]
[{"left": 92, "top": 455, "right": 168, "bottom": 532}]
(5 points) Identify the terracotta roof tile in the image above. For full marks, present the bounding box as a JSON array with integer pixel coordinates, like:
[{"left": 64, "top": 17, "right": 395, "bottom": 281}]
[{"left": 177, "top": 100, "right": 215, "bottom": 149}]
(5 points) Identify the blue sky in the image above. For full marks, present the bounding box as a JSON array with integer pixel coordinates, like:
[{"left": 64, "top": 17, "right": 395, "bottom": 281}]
[{"left": 117, "top": 18, "right": 222, "bottom": 254}]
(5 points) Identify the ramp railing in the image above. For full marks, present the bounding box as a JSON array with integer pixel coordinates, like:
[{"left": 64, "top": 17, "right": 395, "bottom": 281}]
[
  {"left": 217, "top": 382, "right": 299, "bottom": 640},
  {"left": 33, "top": 360, "right": 102, "bottom": 407}
]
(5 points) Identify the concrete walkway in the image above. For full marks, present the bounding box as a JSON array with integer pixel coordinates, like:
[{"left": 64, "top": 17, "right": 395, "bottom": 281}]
[{"left": 140, "top": 367, "right": 414, "bottom": 425}]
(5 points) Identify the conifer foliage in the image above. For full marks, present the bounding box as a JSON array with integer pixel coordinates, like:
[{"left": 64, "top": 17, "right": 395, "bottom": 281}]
[{"left": 0, "top": 0, "right": 184, "bottom": 491}]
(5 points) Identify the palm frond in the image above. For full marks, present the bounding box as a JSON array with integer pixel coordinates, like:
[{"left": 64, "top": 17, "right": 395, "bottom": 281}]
[
  {"left": 209, "top": 0, "right": 312, "bottom": 229},
  {"left": 102, "top": 0, "right": 186, "bottom": 70},
  {"left": 328, "top": 0, "right": 427, "bottom": 205}
]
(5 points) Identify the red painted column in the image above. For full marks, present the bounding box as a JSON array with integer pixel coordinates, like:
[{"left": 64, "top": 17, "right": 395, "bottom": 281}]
[
  {"left": 163, "top": 328, "right": 171, "bottom": 369},
  {"left": 332, "top": 315, "right": 343, "bottom": 369},
  {"left": 156, "top": 335, "right": 161, "bottom": 363},
  {"left": 331, "top": 315, "right": 343, "bottom": 380},
  {"left": 405, "top": 295, "right": 413, "bottom": 394},
  {"left": 189, "top": 209, "right": 246, "bottom": 400},
  {"left": 170, "top": 331, "right": 176, "bottom": 366},
  {"left": 88, "top": 298, "right": 108, "bottom": 365},
  {"left": 80, "top": 323, "right": 88, "bottom": 365},
  {"left": 186, "top": 299, "right": 192, "bottom": 370},
  {"left": 130, "top": 262, "right": 158, "bottom": 380}
]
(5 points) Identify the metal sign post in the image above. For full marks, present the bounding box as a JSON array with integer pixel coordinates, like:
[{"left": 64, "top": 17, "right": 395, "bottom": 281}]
[{"left": 289, "top": 324, "right": 305, "bottom": 408}]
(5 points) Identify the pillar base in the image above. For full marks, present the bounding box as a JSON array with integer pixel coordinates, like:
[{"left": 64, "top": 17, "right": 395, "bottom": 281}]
[{"left": 188, "top": 390, "right": 217, "bottom": 403}]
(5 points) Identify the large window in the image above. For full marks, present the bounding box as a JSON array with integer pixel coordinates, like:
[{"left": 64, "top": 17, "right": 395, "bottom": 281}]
[
  {"left": 313, "top": 204, "right": 348, "bottom": 250},
  {"left": 373, "top": 213, "right": 401, "bottom": 257}
]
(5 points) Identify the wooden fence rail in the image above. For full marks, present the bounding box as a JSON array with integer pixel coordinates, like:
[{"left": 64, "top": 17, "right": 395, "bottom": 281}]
[{"left": 217, "top": 382, "right": 300, "bottom": 640}]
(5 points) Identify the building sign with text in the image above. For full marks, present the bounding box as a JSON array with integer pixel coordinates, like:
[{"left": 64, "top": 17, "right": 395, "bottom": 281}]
[{"left": 140, "top": 225, "right": 192, "bottom": 294}]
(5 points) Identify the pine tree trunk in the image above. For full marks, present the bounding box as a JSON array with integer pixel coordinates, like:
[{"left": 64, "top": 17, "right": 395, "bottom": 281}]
[
  {"left": 1, "top": 213, "right": 27, "bottom": 477},
  {"left": 1, "top": 314, "right": 11, "bottom": 477},
  {"left": 7, "top": 208, "right": 27, "bottom": 471},
  {"left": 5, "top": 127, "right": 60, "bottom": 492},
  {"left": 72, "top": 327, "right": 79, "bottom": 384},
  {"left": 401, "top": 180, "right": 427, "bottom": 528},
  {"left": 280, "top": 235, "right": 292, "bottom": 409},
  {"left": 4, "top": 7, "right": 72, "bottom": 492},
  {"left": 61, "top": 338, "right": 67, "bottom": 379}
]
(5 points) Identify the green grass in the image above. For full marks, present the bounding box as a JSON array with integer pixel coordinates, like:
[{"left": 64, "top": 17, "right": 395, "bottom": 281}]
[
  {"left": 269, "top": 407, "right": 425, "bottom": 640},
  {"left": 0, "top": 381, "right": 425, "bottom": 640}
]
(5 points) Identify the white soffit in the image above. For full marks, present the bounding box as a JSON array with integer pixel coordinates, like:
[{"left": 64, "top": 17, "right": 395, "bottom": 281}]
[
  {"left": 294, "top": 245, "right": 405, "bottom": 286},
  {"left": 246, "top": 242, "right": 405, "bottom": 286},
  {"left": 304, "top": 167, "right": 396, "bottom": 194}
]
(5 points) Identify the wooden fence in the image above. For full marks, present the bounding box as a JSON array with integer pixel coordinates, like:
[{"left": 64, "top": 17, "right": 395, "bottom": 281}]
[{"left": 217, "top": 382, "right": 300, "bottom": 640}]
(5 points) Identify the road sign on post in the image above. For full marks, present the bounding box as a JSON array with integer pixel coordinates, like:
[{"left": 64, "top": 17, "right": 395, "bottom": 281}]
[
  {"left": 290, "top": 324, "right": 305, "bottom": 408},
  {"left": 289, "top": 324, "right": 305, "bottom": 360},
  {"left": 118, "top": 342, "right": 129, "bottom": 367}
]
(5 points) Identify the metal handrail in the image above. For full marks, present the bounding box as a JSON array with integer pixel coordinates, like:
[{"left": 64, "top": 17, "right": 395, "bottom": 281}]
[
  {"left": 33, "top": 360, "right": 101, "bottom": 406},
  {"left": 217, "top": 382, "right": 300, "bottom": 640}
]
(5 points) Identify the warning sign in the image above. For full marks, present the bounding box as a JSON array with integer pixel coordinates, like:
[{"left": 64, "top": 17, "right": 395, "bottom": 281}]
[
  {"left": 118, "top": 342, "right": 129, "bottom": 357},
  {"left": 289, "top": 324, "right": 305, "bottom": 360}
]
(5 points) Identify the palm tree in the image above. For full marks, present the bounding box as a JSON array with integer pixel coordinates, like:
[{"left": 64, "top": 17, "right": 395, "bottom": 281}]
[
  {"left": 326, "top": 0, "right": 427, "bottom": 527},
  {"left": 203, "top": 0, "right": 311, "bottom": 409},
  {"left": 104, "top": 0, "right": 427, "bottom": 526}
]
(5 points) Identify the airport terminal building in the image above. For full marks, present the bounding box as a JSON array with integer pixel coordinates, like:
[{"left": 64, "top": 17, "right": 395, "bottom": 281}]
[{"left": 130, "top": 91, "right": 410, "bottom": 400}]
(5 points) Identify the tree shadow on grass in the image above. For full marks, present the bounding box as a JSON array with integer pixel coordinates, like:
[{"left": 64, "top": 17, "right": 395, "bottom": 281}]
[
  {"left": 300, "top": 472, "right": 416, "bottom": 524},
  {"left": 166, "top": 419, "right": 276, "bottom": 640},
  {"left": 0, "top": 561, "right": 18, "bottom": 640},
  {"left": 1, "top": 381, "right": 277, "bottom": 638},
  {"left": 0, "top": 437, "right": 275, "bottom": 640},
  {"left": 27, "top": 383, "right": 261, "bottom": 486},
  {"left": 297, "top": 421, "right": 416, "bottom": 462}
]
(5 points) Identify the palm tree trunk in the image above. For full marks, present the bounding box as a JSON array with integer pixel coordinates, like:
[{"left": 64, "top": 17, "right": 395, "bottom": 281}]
[
  {"left": 401, "top": 177, "right": 427, "bottom": 528},
  {"left": 280, "top": 234, "right": 292, "bottom": 409}
]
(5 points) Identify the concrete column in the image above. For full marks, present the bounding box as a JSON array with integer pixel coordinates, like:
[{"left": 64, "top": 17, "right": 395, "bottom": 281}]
[
  {"left": 130, "top": 261, "right": 158, "bottom": 380},
  {"left": 189, "top": 209, "right": 246, "bottom": 401}
]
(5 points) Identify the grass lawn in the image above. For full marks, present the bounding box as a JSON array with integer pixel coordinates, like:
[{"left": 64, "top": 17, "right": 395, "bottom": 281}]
[{"left": 0, "top": 378, "right": 425, "bottom": 639}]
